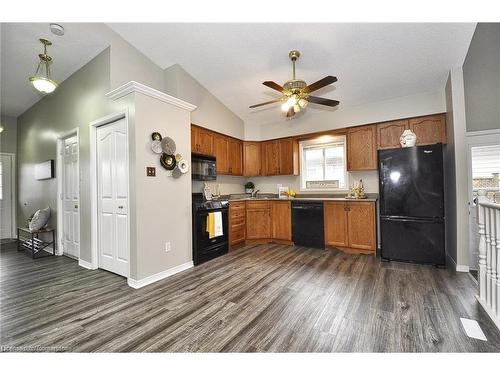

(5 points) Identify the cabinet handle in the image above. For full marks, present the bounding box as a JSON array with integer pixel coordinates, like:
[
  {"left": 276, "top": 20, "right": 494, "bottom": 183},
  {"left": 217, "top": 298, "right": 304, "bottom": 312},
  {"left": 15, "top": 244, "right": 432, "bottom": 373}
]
[
  {"left": 74, "top": 204, "right": 78, "bottom": 209},
  {"left": 118, "top": 205, "right": 124, "bottom": 209}
]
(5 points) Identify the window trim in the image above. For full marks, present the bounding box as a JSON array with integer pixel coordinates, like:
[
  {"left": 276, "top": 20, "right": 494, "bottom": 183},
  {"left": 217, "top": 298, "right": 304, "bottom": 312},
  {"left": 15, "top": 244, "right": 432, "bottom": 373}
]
[{"left": 299, "top": 135, "right": 349, "bottom": 192}]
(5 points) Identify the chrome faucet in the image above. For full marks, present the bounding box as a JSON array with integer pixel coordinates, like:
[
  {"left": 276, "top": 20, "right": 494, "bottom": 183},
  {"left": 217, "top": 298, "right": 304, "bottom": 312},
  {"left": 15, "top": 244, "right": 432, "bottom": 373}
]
[{"left": 251, "top": 189, "right": 260, "bottom": 198}]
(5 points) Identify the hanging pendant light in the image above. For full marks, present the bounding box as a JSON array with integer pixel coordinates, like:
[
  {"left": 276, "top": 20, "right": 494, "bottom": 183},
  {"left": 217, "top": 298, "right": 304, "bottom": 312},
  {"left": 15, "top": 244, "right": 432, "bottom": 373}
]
[{"left": 29, "top": 39, "right": 58, "bottom": 94}]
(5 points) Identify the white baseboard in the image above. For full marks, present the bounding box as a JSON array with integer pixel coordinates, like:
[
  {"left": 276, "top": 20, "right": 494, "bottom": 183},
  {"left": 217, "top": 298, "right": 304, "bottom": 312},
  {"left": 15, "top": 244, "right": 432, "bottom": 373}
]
[
  {"left": 78, "top": 259, "right": 95, "bottom": 270},
  {"left": 447, "top": 254, "right": 469, "bottom": 273},
  {"left": 476, "top": 295, "right": 500, "bottom": 332},
  {"left": 127, "top": 261, "right": 194, "bottom": 289},
  {"left": 456, "top": 264, "right": 470, "bottom": 272}
]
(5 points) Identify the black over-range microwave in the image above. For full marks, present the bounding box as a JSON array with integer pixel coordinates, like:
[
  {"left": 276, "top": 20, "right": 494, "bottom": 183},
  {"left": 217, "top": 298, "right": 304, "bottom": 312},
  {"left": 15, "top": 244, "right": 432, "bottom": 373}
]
[{"left": 191, "top": 153, "right": 217, "bottom": 181}]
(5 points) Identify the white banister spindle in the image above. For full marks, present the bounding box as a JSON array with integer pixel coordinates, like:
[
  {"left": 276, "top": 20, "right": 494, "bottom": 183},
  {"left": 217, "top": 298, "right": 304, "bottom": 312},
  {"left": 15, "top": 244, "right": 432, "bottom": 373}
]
[
  {"left": 476, "top": 189, "right": 500, "bottom": 330},
  {"left": 496, "top": 208, "right": 500, "bottom": 319},
  {"left": 485, "top": 205, "right": 492, "bottom": 306},
  {"left": 477, "top": 190, "right": 488, "bottom": 301},
  {"left": 490, "top": 206, "right": 497, "bottom": 314}
]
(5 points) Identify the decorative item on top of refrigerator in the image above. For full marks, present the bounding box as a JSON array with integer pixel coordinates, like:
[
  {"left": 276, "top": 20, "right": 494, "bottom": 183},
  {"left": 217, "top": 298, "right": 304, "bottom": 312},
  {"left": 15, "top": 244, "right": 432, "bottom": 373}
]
[{"left": 400, "top": 129, "right": 417, "bottom": 148}]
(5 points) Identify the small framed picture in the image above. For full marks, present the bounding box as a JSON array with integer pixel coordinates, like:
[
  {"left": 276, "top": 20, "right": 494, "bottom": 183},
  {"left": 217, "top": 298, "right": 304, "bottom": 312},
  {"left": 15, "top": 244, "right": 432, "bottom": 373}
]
[{"left": 278, "top": 186, "right": 289, "bottom": 199}]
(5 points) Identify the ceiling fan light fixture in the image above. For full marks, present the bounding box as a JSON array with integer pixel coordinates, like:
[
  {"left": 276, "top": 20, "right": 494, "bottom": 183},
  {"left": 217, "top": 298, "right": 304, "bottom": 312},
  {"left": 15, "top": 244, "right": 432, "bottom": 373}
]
[{"left": 29, "top": 39, "right": 59, "bottom": 94}]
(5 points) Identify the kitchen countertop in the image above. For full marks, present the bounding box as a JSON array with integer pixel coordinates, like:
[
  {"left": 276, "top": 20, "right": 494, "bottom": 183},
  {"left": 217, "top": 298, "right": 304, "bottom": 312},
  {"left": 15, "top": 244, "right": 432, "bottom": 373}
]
[{"left": 224, "top": 194, "right": 377, "bottom": 203}]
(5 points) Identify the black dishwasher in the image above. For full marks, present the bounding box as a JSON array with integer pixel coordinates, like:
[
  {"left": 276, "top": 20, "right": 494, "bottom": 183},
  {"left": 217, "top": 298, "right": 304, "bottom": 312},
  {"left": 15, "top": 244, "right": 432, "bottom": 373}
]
[{"left": 291, "top": 201, "right": 325, "bottom": 249}]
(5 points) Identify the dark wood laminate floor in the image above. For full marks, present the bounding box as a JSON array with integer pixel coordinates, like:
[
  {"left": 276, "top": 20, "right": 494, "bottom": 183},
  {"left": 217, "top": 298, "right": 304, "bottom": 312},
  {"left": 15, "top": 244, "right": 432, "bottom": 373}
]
[{"left": 1, "top": 241, "right": 499, "bottom": 352}]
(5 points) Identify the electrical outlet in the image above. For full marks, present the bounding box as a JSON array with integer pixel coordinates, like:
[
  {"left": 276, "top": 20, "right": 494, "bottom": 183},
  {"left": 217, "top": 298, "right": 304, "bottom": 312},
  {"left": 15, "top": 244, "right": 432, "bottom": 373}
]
[{"left": 165, "top": 242, "right": 171, "bottom": 253}]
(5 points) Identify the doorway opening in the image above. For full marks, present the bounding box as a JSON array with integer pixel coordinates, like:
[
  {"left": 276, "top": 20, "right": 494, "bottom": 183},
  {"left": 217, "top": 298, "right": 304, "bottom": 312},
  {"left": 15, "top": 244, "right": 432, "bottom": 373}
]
[
  {"left": 89, "top": 111, "right": 130, "bottom": 278},
  {"left": 0, "top": 153, "right": 16, "bottom": 240},
  {"left": 57, "top": 130, "right": 80, "bottom": 259},
  {"left": 467, "top": 130, "right": 500, "bottom": 281}
]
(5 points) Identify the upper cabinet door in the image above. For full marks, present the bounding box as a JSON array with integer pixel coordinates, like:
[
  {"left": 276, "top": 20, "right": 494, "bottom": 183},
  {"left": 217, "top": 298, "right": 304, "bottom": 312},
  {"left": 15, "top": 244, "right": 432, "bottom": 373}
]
[
  {"left": 213, "top": 134, "right": 229, "bottom": 174},
  {"left": 243, "top": 142, "right": 262, "bottom": 176},
  {"left": 197, "top": 127, "right": 214, "bottom": 155},
  {"left": 191, "top": 126, "right": 199, "bottom": 153},
  {"left": 409, "top": 114, "right": 447, "bottom": 146},
  {"left": 377, "top": 120, "right": 409, "bottom": 150},
  {"left": 228, "top": 138, "right": 243, "bottom": 176},
  {"left": 278, "top": 138, "right": 299, "bottom": 175},
  {"left": 262, "top": 140, "right": 279, "bottom": 176},
  {"left": 347, "top": 125, "right": 377, "bottom": 171}
]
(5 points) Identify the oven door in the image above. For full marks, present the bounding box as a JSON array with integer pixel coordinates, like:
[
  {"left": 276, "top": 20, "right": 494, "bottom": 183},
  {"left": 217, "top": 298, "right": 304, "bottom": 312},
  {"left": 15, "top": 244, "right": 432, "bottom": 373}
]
[{"left": 194, "top": 209, "right": 228, "bottom": 249}]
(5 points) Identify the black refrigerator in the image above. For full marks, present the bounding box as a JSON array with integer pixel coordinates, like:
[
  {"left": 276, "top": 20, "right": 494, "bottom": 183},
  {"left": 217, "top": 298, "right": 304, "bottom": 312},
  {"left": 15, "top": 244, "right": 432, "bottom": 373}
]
[{"left": 379, "top": 143, "right": 445, "bottom": 265}]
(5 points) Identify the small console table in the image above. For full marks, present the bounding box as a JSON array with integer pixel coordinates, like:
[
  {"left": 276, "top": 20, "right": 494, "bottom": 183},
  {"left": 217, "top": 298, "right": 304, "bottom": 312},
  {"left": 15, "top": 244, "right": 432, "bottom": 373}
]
[{"left": 17, "top": 227, "right": 56, "bottom": 259}]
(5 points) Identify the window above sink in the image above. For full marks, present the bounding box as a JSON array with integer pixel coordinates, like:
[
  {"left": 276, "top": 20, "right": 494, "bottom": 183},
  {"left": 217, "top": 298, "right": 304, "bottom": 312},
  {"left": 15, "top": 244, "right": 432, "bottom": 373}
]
[{"left": 299, "top": 135, "right": 348, "bottom": 192}]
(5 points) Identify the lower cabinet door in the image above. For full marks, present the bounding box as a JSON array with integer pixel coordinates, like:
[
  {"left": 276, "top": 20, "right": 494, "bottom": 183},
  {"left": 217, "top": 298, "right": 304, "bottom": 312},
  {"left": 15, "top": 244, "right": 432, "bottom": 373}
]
[
  {"left": 271, "top": 201, "right": 291, "bottom": 240},
  {"left": 246, "top": 209, "right": 271, "bottom": 239},
  {"left": 347, "top": 202, "right": 376, "bottom": 251},
  {"left": 324, "top": 202, "right": 348, "bottom": 247}
]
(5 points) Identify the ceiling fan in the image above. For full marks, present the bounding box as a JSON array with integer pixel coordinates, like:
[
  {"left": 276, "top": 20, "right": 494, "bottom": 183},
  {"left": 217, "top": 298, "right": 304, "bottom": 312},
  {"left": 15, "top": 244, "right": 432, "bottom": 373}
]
[{"left": 249, "top": 50, "right": 339, "bottom": 118}]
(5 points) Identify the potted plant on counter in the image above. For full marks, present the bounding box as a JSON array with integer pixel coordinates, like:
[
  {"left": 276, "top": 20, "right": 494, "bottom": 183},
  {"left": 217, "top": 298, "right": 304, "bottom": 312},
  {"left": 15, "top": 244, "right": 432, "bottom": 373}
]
[{"left": 245, "top": 181, "right": 255, "bottom": 194}]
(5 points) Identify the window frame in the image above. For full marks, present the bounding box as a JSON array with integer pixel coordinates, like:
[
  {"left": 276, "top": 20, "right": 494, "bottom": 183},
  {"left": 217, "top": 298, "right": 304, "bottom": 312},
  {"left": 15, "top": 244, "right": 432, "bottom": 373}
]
[{"left": 299, "top": 135, "right": 349, "bottom": 192}]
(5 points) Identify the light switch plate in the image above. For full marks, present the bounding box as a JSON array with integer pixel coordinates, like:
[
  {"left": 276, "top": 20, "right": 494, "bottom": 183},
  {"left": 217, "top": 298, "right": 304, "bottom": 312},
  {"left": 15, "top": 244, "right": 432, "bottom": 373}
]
[{"left": 146, "top": 167, "right": 156, "bottom": 177}]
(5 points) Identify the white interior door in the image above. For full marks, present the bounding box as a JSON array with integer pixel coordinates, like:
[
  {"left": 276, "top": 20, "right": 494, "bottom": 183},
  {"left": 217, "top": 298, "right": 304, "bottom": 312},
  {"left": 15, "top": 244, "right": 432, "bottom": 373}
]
[
  {"left": 62, "top": 135, "right": 80, "bottom": 258},
  {"left": 96, "top": 119, "right": 129, "bottom": 277},
  {"left": 0, "top": 154, "right": 14, "bottom": 239},
  {"left": 467, "top": 140, "right": 500, "bottom": 270}
]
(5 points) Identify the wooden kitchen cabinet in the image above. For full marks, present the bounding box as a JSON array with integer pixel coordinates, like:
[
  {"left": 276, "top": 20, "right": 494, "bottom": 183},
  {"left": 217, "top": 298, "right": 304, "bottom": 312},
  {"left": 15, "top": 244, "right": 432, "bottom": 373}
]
[
  {"left": 261, "top": 138, "right": 298, "bottom": 176},
  {"left": 271, "top": 201, "right": 292, "bottom": 241},
  {"left": 246, "top": 201, "right": 271, "bottom": 239},
  {"left": 243, "top": 142, "right": 262, "bottom": 176},
  {"left": 229, "top": 201, "right": 246, "bottom": 249},
  {"left": 228, "top": 138, "right": 243, "bottom": 176},
  {"left": 213, "top": 133, "right": 229, "bottom": 174},
  {"left": 278, "top": 138, "right": 299, "bottom": 175},
  {"left": 409, "top": 114, "right": 446, "bottom": 146},
  {"left": 324, "top": 201, "right": 376, "bottom": 253},
  {"left": 377, "top": 120, "right": 409, "bottom": 150},
  {"left": 262, "top": 140, "right": 279, "bottom": 176},
  {"left": 324, "top": 202, "right": 348, "bottom": 248},
  {"left": 347, "top": 125, "right": 377, "bottom": 171},
  {"left": 191, "top": 125, "right": 214, "bottom": 155},
  {"left": 346, "top": 202, "right": 376, "bottom": 251}
]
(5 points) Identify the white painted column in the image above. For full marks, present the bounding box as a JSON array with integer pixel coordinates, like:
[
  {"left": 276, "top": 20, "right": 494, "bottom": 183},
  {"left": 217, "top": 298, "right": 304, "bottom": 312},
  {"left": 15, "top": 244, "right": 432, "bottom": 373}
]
[{"left": 490, "top": 206, "right": 497, "bottom": 314}]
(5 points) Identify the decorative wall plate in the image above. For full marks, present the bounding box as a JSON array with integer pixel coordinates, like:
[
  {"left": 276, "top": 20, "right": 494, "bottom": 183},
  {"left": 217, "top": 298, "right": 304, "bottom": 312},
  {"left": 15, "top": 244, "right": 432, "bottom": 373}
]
[
  {"left": 161, "top": 137, "right": 176, "bottom": 154},
  {"left": 175, "top": 153, "right": 182, "bottom": 162},
  {"left": 151, "top": 132, "right": 162, "bottom": 141},
  {"left": 172, "top": 167, "right": 182, "bottom": 178},
  {"left": 160, "top": 153, "right": 177, "bottom": 170},
  {"left": 177, "top": 159, "right": 189, "bottom": 174},
  {"left": 151, "top": 140, "right": 163, "bottom": 154}
]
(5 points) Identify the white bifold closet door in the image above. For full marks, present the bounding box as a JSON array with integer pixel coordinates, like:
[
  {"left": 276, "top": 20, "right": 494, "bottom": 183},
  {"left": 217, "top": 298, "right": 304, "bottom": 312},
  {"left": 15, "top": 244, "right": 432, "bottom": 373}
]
[
  {"left": 62, "top": 135, "right": 80, "bottom": 258},
  {"left": 96, "top": 119, "right": 129, "bottom": 277}
]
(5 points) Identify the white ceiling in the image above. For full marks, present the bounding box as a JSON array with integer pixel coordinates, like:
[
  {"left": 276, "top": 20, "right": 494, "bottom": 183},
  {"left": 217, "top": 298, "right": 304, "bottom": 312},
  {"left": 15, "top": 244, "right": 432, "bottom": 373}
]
[
  {"left": 109, "top": 23, "right": 476, "bottom": 126},
  {"left": 1, "top": 23, "right": 109, "bottom": 117}
]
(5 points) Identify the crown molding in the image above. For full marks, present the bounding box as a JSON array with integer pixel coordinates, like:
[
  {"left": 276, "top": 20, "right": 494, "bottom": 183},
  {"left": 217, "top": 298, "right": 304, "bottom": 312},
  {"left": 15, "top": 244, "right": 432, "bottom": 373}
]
[{"left": 105, "top": 81, "right": 197, "bottom": 112}]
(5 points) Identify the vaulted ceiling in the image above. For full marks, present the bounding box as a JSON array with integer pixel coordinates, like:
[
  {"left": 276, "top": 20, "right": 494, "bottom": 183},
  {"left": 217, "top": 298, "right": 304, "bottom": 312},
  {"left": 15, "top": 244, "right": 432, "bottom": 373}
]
[
  {"left": 109, "top": 23, "right": 476, "bottom": 125},
  {"left": 1, "top": 23, "right": 108, "bottom": 117},
  {"left": 2, "top": 23, "right": 476, "bottom": 122}
]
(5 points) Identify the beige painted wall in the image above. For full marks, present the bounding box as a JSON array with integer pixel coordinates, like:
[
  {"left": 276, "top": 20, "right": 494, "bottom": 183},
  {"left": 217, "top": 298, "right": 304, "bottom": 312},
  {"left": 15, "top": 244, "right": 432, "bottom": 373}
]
[
  {"left": 463, "top": 23, "right": 500, "bottom": 132},
  {"left": 131, "top": 92, "right": 193, "bottom": 280},
  {"left": 164, "top": 64, "right": 244, "bottom": 138},
  {"left": 163, "top": 64, "right": 246, "bottom": 195},
  {"left": 0, "top": 115, "right": 17, "bottom": 154},
  {"left": 16, "top": 49, "right": 112, "bottom": 262},
  {"left": 444, "top": 67, "right": 469, "bottom": 268}
]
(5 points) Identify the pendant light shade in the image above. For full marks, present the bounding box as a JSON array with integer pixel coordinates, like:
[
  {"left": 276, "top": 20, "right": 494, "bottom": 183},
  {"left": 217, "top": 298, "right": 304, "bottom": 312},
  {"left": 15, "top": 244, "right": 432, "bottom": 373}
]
[{"left": 29, "top": 39, "right": 58, "bottom": 94}]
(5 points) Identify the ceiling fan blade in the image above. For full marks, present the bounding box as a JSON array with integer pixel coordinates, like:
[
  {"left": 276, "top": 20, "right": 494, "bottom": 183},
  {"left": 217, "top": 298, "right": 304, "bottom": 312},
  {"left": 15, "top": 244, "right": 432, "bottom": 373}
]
[
  {"left": 307, "top": 96, "right": 340, "bottom": 107},
  {"left": 249, "top": 98, "right": 283, "bottom": 108},
  {"left": 286, "top": 107, "right": 295, "bottom": 118},
  {"left": 303, "top": 76, "right": 338, "bottom": 93},
  {"left": 263, "top": 81, "right": 285, "bottom": 93}
]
